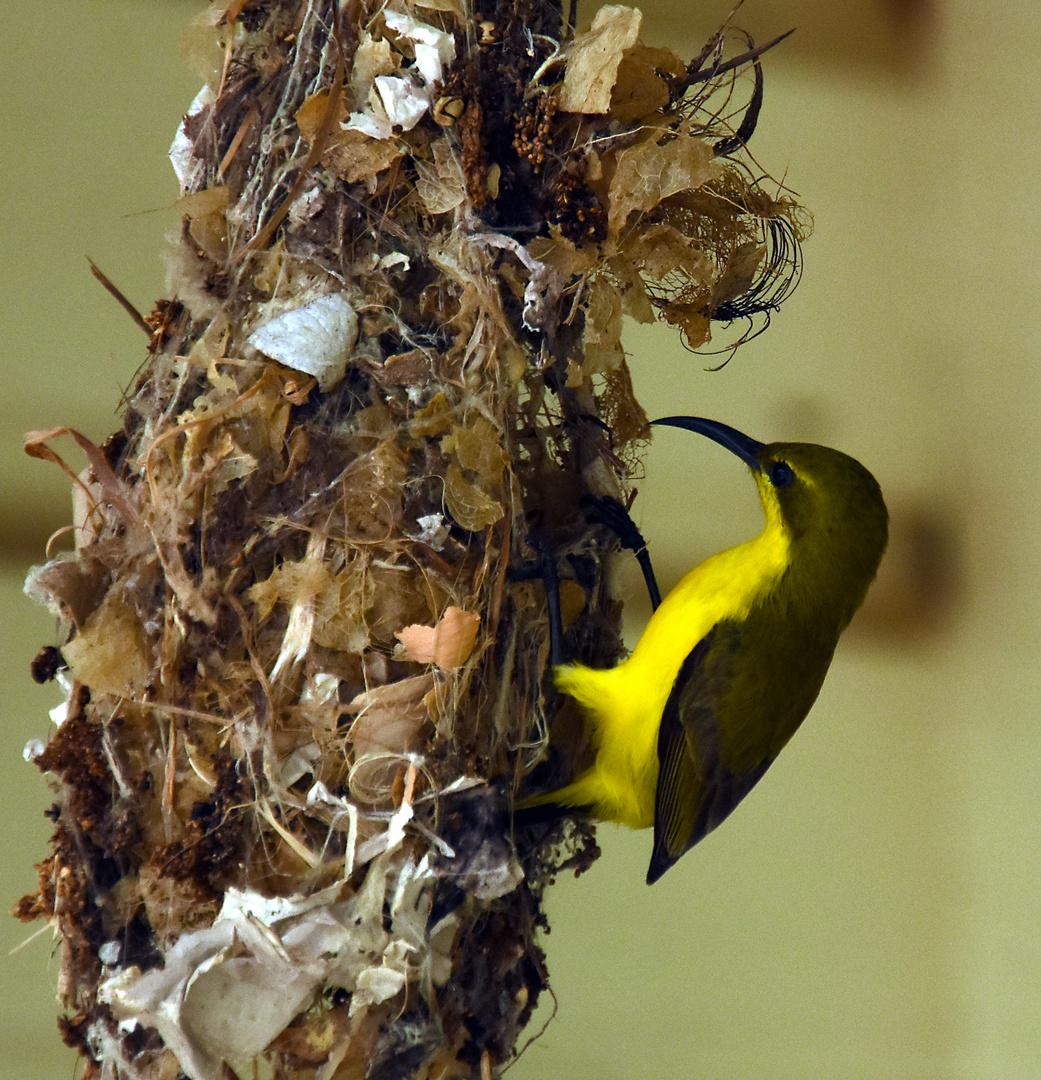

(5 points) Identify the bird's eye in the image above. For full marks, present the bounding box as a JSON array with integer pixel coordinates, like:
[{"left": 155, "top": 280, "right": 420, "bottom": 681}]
[{"left": 769, "top": 461, "right": 795, "bottom": 489}]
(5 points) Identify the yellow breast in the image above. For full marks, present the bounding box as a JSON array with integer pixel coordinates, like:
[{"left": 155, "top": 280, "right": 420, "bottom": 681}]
[{"left": 553, "top": 524, "right": 790, "bottom": 829}]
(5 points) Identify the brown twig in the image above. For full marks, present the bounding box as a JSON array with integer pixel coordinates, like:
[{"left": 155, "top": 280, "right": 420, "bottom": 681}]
[
  {"left": 86, "top": 256, "right": 152, "bottom": 337},
  {"left": 678, "top": 28, "right": 795, "bottom": 93}
]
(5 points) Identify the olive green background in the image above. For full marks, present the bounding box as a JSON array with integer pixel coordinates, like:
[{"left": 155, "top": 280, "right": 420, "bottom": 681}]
[{"left": 3, "top": 2, "right": 1039, "bottom": 1078}]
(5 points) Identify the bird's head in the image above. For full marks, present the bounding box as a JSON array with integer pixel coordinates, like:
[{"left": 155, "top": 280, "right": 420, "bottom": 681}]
[{"left": 650, "top": 417, "right": 889, "bottom": 611}]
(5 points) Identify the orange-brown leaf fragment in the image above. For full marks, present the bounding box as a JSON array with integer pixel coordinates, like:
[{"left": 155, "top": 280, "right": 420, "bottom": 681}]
[{"left": 396, "top": 606, "right": 480, "bottom": 669}]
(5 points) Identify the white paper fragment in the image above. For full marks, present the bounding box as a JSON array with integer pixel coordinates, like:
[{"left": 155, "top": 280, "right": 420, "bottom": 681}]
[
  {"left": 351, "top": 964, "right": 407, "bottom": 1015},
  {"left": 468, "top": 849, "right": 525, "bottom": 901},
  {"left": 100, "top": 875, "right": 396, "bottom": 1080},
  {"left": 436, "top": 776, "right": 484, "bottom": 797},
  {"left": 98, "top": 941, "right": 121, "bottom": 967},
  {"left": 22, "top": 738, "right": 45, "bottom": 763},
  {"left": 170, "top": 85, "right": 216, "bottom": 191},
  {"left": 306, "top": 780, "right": 350, "bottom": 812},
  {"left": 382, "top": 11, "right": 455, "bottom": 85},
  {"left": 45, "top": 672, "right": 75, "bottom": 728},
  {"left": 219, "top": 881, "right": 348, "bottom": 926},
  {"left": 86, "top": 1018, "right": 141, "bottom": 1079},
  {"left": 378, "top": 251, "right": 411, "bottom": 271},
  {"left": 374, "top": 75, "right": 431, "bottom": 129},
  {"left": 416, "top": 513, "right": 450, "bottom": 549},
  {"left": 279, "top": 741, "right": 321, "bottom": 787},
  {"left": 307, "top": 783, "right": 360, "bottom": 876},
  {"left": 248, "top": 293, "right": 359, "bottom": 391},
  {"left": 385, "top": 798, "right": 415, "bottom": 855},
  {"left": 342, "top": 11, "right": 455, "bottom": 137},
  {"left": 98, "top": 781, "right": 522, "bottom": 1080},
  {"left": 302, "top": 672, "right": 341, "bottom": 704},
  {"left": 180, "top": 916, "right": 321, "bottom": 1071},
  {"left": 48, "top": 698, "right": 70, "bottom": 727},
  {"left": 341, "top": 109, "right": 392, "bottom": 140}
]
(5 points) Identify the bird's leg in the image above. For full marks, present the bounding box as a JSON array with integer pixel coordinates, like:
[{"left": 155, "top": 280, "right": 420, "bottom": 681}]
[
  {"left": 581, "top": 494, "right": 662, "bottom": 611},
  {"left": 508, "top": 535, "right": 565, "bottom": 666}
]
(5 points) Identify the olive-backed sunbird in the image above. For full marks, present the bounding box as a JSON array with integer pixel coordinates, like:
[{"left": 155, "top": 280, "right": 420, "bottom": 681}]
[{"left": 523, "top": 416, "right": 889, "bottom": 884}]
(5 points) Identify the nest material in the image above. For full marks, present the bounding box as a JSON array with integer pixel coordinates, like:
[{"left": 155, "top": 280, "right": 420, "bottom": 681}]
[{"left": 17, "top": 2, "right": 806, "bottom": 1078}]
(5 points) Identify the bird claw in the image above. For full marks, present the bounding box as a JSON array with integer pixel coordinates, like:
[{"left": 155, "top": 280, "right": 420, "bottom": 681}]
[{"left": 581, "top": 494, "right": 662, "bottom": 610}]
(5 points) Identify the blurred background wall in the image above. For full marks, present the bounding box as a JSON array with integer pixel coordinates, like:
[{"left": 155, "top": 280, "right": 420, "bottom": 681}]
[{"left": 2, "top": 2, "right": 1038, "bottom": 1078}]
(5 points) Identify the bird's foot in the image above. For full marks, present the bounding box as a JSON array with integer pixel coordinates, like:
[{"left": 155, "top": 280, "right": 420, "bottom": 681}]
[
  {"left": 581, "top": 494, "right": 662, "bottom": 610},
  {"left": 508, "top": 533, "right": 565, "bottom": 666}
]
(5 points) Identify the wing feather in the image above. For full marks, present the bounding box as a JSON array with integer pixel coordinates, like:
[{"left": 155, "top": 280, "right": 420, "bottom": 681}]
[{"left": 646, "top": 624, "right": 771, "bottom": 884}]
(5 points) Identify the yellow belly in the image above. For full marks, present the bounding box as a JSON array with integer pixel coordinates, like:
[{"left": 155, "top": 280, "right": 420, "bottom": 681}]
[{"left": 550, "top": 527, "right": 789, "bottom": 829}]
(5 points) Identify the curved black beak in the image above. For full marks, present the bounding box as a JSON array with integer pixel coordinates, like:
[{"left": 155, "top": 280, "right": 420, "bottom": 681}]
[{"left": 649, "top": 416, "right": 765, "bottom": 470}]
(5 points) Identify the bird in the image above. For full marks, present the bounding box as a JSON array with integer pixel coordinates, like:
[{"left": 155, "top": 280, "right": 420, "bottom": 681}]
[{"left": 520, "top": 416, "right": 889, "bottom": 884}]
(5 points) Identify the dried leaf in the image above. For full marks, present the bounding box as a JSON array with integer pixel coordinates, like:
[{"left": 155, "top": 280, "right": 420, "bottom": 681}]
[
  {"left": 349, "top": 31, "right": 397, "bottom": 103},
  {"left": 374, "top": 349, "right": 439, "bottom": 387},
  {"left": 62, "top": 589, "right": 152, "bottom": 695},
  {"left": 443, "top": 465, "right": 503, "bottom": 530},
  {"left": 179, "top": 187, "right": 231, "bottom": 261},
  {"left": 600, "top": 358, "right": 650, "bottom": 449},
  {"left": 711, "top": 241, "right": 766, "bottom": 309},
  {"left": 335, "top": 129, "right": 406, "bottom": 186},
  {"left": 409, "top": 392, "right": 455, "bottom": 438},
  {"left": 312, "top": 562, "right": 370, "bottom": 654},
  {"left": 415, "top": 137, "right": 466, "bottom": 214},
  {"left": 582, "top": 277, "right": 624, "bottom": 377},
  {"left": 341, "top": 440, "right": 409, "bottom": 543},
  {"left": 178, "top": 10, "right": 224, "bottom": 86},
  {"left": 347, "top": 675, "right": 434, "bottom": 802},
  {"left": 560, "top": 5, "right": 642, "bottom": 115},
  {"left": 396, "top": 606, "right": 480, "bottom": 670},
  {"left": 609, "top": 44, "right": 674, "bottom": 122},
  {"left": 248, "top": 556, "right": 336, "bottom": 623},
  {"left": 441, "top": 419, "right": 508, "bottom": 479},
  {"left": 608, "top": 129, "right": 719, "bottom": 237},
  {"left": 439, "top": 419, "right": 507, "bottom": 530},
  {"left": 659, "top": 301, "right": 712, "bottom": 350},
  {"left": 296, "top": 91, "right": 405, "bottom": 185},
  {"left": 347, "top": 676, "right": 434, "bottom": 755},
  {"left": 23, "top": 556, "right": 110, "bottom": 628},
  {"left": 626, "top": 222, "right": 709, "bottom": 283}
]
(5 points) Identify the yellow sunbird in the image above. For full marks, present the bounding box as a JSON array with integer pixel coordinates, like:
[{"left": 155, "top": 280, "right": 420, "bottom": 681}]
[{"left": 524, "top": 417, "right": 889, "bottom": 883}]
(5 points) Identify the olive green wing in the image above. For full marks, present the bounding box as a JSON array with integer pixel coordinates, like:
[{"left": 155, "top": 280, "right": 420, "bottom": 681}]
[{"left": 646, "top": 624, "right": 771, "bottom": 884}]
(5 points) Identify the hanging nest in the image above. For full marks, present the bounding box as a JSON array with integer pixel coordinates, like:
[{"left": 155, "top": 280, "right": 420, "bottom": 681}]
[{"left": 17, "top": 2, "right": 806, "bottom": 1078}]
